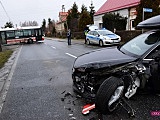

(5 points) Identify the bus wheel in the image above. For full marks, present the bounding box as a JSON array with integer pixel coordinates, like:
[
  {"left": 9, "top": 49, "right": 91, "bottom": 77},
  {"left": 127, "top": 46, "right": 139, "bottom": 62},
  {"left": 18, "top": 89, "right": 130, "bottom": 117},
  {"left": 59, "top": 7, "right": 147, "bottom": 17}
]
[{"left": 28, "top": 39, "right": 33, "bottom": 44}]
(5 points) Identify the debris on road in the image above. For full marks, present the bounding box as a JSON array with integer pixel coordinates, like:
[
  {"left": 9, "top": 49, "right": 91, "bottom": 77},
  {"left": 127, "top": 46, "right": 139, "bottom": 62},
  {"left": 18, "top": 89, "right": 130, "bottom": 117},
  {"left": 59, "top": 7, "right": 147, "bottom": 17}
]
[
  {"left": 48, "top": 78, "right": 52, "bottom": 81},
  {"left": 82, "top": 104, "right": 95, "bottom": 115},
  {"left": 70, "top": 116, "right": 76, "bottom": 120},
  {"left": 69, "top": 113, "right": 73, "bottom": 116},
  {"left": 61, "top": 90, "right": 66, "bottom": 94},
  {"left": 61, "top": 98, "right": 65, "bottom": 101},
  {"left": 64, "top": 92, "right": 73, "bottom": 97},
  {"left": 76, "top": 95, "right": 81, "bottom": 98}
]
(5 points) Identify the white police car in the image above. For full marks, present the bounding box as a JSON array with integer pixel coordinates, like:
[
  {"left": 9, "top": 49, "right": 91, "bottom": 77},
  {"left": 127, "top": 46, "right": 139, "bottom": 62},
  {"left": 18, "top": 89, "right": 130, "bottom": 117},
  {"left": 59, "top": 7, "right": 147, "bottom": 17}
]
[{"left": 86, "top": 29, "right": 121, "bottom": 46}]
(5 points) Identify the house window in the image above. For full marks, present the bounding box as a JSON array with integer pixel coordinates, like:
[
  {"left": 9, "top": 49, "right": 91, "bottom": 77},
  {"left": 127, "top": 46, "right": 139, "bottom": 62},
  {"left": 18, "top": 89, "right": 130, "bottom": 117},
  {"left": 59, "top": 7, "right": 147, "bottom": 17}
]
[
  {"left": 99, "top": 23, "right": 103, "bottom": 29},
  {"left": 131, "top": 20, "right": 135, "bottom": 28},
  {"left": 130, "top": 20, "right": 135, "bottom": 30}
]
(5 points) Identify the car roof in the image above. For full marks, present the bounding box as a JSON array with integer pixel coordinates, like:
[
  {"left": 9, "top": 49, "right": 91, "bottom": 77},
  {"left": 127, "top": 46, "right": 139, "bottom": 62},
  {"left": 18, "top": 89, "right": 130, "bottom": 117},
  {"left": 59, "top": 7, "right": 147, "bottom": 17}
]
[
  {"left": 137, "top": 15, "right": 160, "bottom": 29},
  {"left": 90, "top": 29, "right": 112, "bottom": 32}
]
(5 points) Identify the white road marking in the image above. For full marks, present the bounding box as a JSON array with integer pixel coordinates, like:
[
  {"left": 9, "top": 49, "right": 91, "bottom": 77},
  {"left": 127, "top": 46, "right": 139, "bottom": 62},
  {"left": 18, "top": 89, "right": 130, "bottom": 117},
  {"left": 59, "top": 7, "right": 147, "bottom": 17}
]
[
  {"left": 44, "top": 43, "right": 47, "bottom": 45},
  {"left": 65, "top": 53, "right": 77, "bottom": 58},
  {"left": 51, "top": 46, "right": 56, "bottom": 49}
]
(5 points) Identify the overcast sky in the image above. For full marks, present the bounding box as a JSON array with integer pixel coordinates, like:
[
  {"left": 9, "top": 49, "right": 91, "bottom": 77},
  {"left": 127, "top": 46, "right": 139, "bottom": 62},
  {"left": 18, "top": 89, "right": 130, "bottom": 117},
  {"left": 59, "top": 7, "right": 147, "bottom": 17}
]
[{"left": 0, "top": 0, "right": 106, "bottom": 28}]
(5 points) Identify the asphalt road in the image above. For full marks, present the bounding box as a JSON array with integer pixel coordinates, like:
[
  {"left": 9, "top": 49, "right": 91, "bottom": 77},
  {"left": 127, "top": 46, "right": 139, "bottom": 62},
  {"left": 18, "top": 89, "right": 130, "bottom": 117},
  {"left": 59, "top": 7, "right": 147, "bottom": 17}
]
[{"left": 0, "top": 38, "right": 160, "bottom": 120}]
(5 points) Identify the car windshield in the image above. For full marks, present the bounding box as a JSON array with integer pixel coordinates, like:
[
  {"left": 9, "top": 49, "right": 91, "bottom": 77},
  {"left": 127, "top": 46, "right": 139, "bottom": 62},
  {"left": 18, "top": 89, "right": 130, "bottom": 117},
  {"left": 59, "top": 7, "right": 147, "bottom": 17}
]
[
  {"left": 98, "top": 30, "right": 114, "bottom": 36},
  {"left": 120, "top": 31, "right": 160, "bottom": 57}
]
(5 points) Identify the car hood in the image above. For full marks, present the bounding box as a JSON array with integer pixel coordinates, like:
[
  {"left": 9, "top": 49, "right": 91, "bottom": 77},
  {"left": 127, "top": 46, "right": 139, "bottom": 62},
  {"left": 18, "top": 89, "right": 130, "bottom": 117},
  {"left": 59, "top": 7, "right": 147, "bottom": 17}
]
[
  {"left": 103, "top": 34, "right": 118, "bottom": 39},
  {"left": 74, "top": 47, "right": 137, "bottom": 69}
]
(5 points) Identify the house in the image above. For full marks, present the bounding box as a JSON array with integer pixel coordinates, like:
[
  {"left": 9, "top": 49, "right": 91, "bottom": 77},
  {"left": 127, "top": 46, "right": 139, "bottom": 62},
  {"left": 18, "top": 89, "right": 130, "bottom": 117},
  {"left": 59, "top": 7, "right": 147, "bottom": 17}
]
[
  {"left": 94, "top": 0, "right": 140, "bottom": 30},
  {"left": 55, "top": 12, "right": 68, "bottom": 33}
]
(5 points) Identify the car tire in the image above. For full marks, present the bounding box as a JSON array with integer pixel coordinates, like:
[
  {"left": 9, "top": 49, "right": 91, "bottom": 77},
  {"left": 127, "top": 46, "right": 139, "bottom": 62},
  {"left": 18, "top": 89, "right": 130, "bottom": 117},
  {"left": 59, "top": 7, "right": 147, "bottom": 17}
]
[
  {"left": 86, "top": 39, "right": 90, "bottom": 45},
  {"left": 95, "top": 76, "right": 124, "bottom": 114},
  {"left": 99, "top": 40, "right": 103, "bottom": 47}
]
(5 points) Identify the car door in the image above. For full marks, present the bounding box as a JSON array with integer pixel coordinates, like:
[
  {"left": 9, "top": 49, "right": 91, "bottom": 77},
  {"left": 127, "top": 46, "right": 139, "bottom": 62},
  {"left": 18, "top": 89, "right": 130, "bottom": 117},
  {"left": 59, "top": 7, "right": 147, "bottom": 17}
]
[
  {"left": 143, "top": 45, "right": 160, "bottom": 68},
  {"left": 143, "top": 45, "right": 160, "bottom": 91},
  {"left": 93, "top": 31, "right": 100, "bottom": 44},
  {"left": 89, "top": 31, "right": 95, "bottom": 43}
]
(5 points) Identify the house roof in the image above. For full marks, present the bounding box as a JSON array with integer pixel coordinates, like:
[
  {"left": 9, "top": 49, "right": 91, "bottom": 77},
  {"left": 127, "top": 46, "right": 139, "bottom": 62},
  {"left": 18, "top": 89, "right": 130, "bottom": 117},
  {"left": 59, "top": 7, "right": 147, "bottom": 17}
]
[
  {"left": 56, "top": 12, "right": 68, "bottom": 24},
  {"left": 59, "top": 12, "right": 68, "bottom": 16},
  {"left": 95, "top": 0, "right": 140, "bottom": 16}
]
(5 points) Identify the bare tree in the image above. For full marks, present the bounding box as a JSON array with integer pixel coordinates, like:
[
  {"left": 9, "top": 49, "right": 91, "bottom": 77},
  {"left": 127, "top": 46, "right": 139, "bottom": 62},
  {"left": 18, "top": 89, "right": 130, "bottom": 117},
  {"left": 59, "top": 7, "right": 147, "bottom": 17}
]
[{"left": 21, "top": 21, "right": 38, "bottom": 27}]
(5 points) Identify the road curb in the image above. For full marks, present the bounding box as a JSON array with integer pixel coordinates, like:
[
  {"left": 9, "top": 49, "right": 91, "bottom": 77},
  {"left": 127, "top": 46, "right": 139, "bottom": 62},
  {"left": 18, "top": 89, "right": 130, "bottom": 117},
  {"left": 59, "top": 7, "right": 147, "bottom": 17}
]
[
  {"left": 0, "top": 45, "right": 21, "bottom": 113},
  {"left": 0, "top": 46, "right": 20, "bottom": 92}
]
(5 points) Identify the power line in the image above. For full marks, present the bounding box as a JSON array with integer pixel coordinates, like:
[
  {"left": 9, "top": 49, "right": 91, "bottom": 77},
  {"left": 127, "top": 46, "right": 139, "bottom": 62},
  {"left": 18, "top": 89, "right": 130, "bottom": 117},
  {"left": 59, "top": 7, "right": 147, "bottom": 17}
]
[{"left": 0, "top": 0, "right": 11, "bottom": 22}]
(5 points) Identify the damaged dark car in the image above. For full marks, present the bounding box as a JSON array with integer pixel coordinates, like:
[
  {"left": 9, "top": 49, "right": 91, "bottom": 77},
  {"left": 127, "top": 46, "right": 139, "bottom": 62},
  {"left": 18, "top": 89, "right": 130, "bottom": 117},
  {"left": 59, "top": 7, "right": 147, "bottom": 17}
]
[{"left": 72, "top": 15, "right": 160, "bottom": 115}]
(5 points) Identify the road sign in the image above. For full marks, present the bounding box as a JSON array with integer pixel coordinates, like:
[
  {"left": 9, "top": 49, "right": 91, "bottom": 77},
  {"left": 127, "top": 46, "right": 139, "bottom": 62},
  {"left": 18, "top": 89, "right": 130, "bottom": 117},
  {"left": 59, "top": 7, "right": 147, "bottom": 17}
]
[{"left": 143, "top": 8, "right": 153, "bottom": 12}]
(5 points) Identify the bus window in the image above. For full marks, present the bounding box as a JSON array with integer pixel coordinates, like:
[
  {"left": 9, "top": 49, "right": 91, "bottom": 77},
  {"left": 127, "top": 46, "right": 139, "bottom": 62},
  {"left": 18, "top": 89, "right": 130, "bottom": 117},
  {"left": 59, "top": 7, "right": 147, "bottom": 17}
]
[
  {"left": 23, "top": 30, "right": 32, "bottom": 36},
  {"left": 39, "top": 29, "right": 42, "bottom": 35},
  {"left": 6, "top": 31, "right": 15, "bottom": 39},
  {"left": 15, "top": 30, "right": 23, "bottom": 38},
  {"left": 1, "top": 32, "right": 6, "bottom": 44},
  {"left": 31, "top": 29, "right": 34, "bottom": 36}
]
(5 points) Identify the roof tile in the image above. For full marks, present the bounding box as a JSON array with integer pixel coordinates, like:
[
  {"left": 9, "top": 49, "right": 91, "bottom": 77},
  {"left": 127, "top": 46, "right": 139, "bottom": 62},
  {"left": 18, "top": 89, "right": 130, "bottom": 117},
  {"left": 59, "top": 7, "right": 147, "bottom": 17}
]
[{"left": 95, "top": 0, "right": 140, "bottom": 15}]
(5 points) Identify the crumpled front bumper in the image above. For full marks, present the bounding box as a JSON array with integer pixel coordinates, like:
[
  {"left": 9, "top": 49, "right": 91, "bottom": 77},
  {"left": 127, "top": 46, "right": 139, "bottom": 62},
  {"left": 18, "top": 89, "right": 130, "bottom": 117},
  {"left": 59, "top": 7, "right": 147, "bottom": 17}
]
[{"left": 73, "top": 82, "right": 96, "bottom": 101}]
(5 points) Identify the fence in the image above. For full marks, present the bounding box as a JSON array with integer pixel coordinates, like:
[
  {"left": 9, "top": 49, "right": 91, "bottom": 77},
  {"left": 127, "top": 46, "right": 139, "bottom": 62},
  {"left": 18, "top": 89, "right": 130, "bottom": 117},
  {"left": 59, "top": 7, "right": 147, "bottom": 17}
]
[{"left": 47, "top": 30, "right": 144, "bottom": 43}]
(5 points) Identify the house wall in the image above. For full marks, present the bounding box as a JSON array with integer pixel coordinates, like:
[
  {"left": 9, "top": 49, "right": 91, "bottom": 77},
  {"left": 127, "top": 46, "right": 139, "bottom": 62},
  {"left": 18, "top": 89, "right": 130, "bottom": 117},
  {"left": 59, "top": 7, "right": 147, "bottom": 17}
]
[
  {"left": 129, "top": 7, "right": 137, "bottom": 30},
  {"left": 94, "top": 7, "right": 137, "bottom": 30},
  {"left": 56, "top": 22, "right": 65, "bottom": 33},
  {"left": 94, "top": 14, "right": 104, "bottom": 29}
]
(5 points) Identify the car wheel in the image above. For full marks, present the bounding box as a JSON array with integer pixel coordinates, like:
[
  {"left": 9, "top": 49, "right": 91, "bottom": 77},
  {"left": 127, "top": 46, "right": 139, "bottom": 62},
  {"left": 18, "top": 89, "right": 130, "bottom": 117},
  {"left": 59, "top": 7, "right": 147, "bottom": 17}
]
[
  {"left": 99, "top": 40, "right": 103, "bottom": 47},
  {"left": 86, "top": 39, "right": 90, "bottom": 45},
  {"left": 95, "top": 76, "right": 124, "bottom": 114}
]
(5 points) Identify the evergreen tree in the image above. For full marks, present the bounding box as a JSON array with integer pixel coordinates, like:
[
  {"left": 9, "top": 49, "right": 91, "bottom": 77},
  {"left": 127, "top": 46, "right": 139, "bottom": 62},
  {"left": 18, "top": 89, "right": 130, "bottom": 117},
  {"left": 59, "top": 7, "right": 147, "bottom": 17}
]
[
  {"left": 41, "top": 19, "right": 46, "bottom": 33},
  {"left": 67, "top": 2, "right": 79, "bottom": 32},
  {"left": 103, "top": 13, "right": 127, "bottom": 31},
  {"left": 89, "top": 1, "right": 95, "bottom": 24},
  {"left": 71, "top": 2, "right": 79, "bottom": 18},
  {"left": 135, "top": 0, "right": 160, "bottom": 26},
  {"left": 4, "top": 22, "right": 14, "bottom": 28},
  {"left": 48, "top": 18, "right": 52, "bottom": 32},
  {"left": 81, "top": 4, "right": 87, "bottom": 14},
  {"left": 78, "top": 5, "right": 92, "bottom": 31}
]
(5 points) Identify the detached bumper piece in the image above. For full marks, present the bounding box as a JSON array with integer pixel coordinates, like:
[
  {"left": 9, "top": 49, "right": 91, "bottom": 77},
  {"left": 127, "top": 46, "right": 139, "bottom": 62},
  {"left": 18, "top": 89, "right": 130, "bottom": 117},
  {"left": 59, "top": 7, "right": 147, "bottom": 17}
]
[{"left": 82, "top": 104, "right": 95, "bottom": 115}]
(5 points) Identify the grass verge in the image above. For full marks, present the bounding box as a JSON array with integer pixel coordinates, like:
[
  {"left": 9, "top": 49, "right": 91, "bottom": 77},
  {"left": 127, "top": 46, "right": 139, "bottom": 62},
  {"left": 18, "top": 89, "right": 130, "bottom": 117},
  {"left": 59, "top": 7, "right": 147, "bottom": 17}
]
[{"left": 0, "top": 50, "right": 13, "bottom": 69}]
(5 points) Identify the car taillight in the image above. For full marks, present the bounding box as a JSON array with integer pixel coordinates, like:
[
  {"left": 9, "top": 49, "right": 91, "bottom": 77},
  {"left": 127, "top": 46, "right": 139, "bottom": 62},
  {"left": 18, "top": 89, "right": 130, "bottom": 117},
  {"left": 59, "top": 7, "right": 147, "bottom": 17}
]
[{"left": 42, "top": 37, "right": 44, "bottom": 40}]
